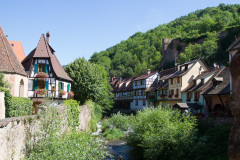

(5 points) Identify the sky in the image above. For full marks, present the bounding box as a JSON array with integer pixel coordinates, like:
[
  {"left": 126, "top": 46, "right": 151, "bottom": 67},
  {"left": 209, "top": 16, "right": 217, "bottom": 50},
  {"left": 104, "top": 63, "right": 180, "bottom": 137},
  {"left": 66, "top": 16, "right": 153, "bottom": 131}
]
[{"left": 1, "top": 0, "right": 239, "bottom": 65}]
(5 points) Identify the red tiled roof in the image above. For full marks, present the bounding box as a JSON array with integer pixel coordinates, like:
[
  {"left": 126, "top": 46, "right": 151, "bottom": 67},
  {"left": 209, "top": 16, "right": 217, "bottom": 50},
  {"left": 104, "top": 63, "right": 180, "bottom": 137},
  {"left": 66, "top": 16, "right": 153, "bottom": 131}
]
[
  {"left": 8, "top": 40, "right": 25, "bottom": 62},
  {"left": 22, "top": 34, "right": 73, "bottom": 82},
  {"left": 0, "top": 26, "right": 27, "bottom": 76},
  {"left": 134, "top": 71, "right": 158, "bottom": 80}
]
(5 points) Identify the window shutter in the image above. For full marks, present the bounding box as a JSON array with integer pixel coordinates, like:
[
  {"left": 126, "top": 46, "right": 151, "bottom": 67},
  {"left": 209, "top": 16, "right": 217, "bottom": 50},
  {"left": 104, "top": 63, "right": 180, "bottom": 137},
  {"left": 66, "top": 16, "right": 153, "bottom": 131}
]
[
  {"left": 45, "top": 81, "right": 49, "bottom": 90},
  {"left": 34, "top": 64, "right": 38, "bottom": 73},
  {"left": 67, "top": 84, "right": 69, "bottom": 92},
  {"left": 34, "top": 80, "right": 38, "bottom": 90},
  {"left": 45, "top": 64, "right": 49, "bottom": 74},
  {"left": 59, "top": 82, "right": 61, "bottom": 90},
  {"left": 62, "top": 82, "right": 64, "bottom": 90}
]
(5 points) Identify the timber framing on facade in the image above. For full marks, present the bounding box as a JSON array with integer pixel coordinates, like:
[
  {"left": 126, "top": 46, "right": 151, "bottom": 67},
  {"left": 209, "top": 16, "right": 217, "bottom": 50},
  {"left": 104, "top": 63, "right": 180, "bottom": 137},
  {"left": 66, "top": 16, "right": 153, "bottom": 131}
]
[{"left": 22, "top": 33, "right": 73, "bottom": 100}]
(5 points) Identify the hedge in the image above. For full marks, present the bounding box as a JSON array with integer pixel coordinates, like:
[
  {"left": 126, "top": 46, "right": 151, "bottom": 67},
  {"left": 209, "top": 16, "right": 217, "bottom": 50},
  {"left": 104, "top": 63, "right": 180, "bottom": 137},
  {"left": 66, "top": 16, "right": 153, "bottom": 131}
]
[{"left": 10, "top": 97, "right": 33, "bottom": 117}]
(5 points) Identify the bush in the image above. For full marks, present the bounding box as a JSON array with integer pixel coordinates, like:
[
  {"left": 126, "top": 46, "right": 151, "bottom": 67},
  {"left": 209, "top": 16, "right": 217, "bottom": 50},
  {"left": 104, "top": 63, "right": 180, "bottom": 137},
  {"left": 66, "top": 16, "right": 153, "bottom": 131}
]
[
  {"left": 10, "top": 97, "right": 33, "bottom": 117},
  {"left": 25, "top": 104, "right": 110, "bottom": 159},
  {"left": 108, "top": 112, "right": 133, "bottom": 131},
  {"left": 101, "top": 119, "right": 111, "bottom": 133},
  {"left": 127, "top": 106, "right": 197, "bottom": 160},
  {"left": 63, "top": 99, "right": 80, "bottom": 127},
  {"left": 102, "top": 128, "right": 125, "bottom": 140},
  {"left": 0, "top": 87, "right": 12, "bottom": 118},
  {"left": 85, "top": 100, "right": 102, "bottom": 132}
]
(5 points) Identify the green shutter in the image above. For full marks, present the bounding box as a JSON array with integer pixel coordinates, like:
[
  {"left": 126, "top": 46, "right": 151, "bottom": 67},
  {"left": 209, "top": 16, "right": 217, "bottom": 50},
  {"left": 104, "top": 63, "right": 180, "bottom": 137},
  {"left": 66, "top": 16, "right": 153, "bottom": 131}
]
[
  {"left": 34, "top": 80, "right": 38, "bottom": 90},
  {"left": 59, "top": 82, "right": 61, "bottom": 90},
  {"left": 62, "top": 82, "right": 64, "bottom": 90},
  {"left": 67, "top": 84, "right": 69, "bottom": 92},
  {"left": 45, "top": 64, "right": 49, "bottom": 74},
  {"left": 45, "top": 81, "right": 49, "bottom": 90},
  {"left": 34, "top": 64, "right": 38, "bottom": 73}
]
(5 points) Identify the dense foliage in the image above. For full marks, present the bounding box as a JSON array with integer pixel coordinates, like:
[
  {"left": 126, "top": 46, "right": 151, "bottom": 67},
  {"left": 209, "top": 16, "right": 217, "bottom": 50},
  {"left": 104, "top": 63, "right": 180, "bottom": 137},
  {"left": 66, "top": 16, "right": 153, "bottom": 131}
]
[
  {"left": 65, "top": 57, "right": 113, "bottom": 111},
  {"left": 0, "top": 87, "right": 12, "bottom": 118},
  {"left": 84, "top": 100, "right": 103, "bottom": 132},
  {"left": 127, "top": 107, "right": 198, "bottom": 160},
  {"left": 89, "top": 4, "right": 240, "bottom": 78},
  {"left": 10, "top": 97, "right": 33, "bottom": 117},
  {"left": 25, "top": 104, "right": 110, "bottom": 159},
  {"left": 0, "top": 73, "right": 11, "bottom": 89},
  {"left": 63, "top": 99, "right": 80, "bottom": 127}
]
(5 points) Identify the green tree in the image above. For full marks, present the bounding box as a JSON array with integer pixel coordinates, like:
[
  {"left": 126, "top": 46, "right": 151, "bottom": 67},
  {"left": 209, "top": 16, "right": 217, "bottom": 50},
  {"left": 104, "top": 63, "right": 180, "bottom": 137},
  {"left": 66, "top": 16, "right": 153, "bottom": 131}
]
[{"left": 65, "top": 58, "right": 113, "bottom": 110}]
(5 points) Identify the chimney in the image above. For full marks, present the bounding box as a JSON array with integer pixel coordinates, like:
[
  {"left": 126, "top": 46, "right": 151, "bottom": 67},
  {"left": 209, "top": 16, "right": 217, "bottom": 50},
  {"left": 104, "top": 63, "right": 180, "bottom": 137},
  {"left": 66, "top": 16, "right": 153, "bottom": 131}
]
[
  {"left": 46, "top": 32, "right": 50, "bottom": 44},
  {"left": 147, "top": 69, "right": 151, "bottom": 74}
]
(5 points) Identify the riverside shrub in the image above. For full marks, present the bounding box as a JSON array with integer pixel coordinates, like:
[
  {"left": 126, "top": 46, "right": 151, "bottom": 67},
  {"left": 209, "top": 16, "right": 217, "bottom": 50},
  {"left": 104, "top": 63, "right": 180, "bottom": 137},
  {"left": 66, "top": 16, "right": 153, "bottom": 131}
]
[
  {"left": 128, "top": 106, "right": 197, "bottom": 160},
  {"left": 102, "top": 128, "right": 125, "bottom": 140},
  {"left": 108, "top": 112, "right": 133, "bottom": 131}
]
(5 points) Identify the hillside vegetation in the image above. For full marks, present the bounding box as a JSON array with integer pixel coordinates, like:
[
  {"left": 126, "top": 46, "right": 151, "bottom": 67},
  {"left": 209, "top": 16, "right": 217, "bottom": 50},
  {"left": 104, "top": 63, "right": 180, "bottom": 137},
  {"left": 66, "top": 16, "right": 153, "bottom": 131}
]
[{"left": 89, "top": 4, "right": 240, "bottom": 78}]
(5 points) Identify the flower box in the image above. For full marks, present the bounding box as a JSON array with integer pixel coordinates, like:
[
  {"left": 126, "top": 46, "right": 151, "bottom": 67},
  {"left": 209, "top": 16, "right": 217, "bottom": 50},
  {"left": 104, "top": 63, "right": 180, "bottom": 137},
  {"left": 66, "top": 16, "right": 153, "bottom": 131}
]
[
  {"left": 160, "top": 95, "right": 165, "bottom": 98},
  {"left": 149, "top": 95, "right": 155, "bottom": 99},
  {"left": 68, "top": 91, "right": 74, "bottom": 98},
  {"left": 194, "top": 99, "right": 199, "bottom": 102},
  {"left": 59, "top": 90, "right": 67, "bottom": 96},
  {"left": 168, "top": 95, "right": 172, "bottom": 98},
  {"left": 36, "top": 72, "right": 48, "bottom": 78},
  {"left": 35, "top": 88, "right": 47, "bottom": 95},
  {"left": 186, "top": 98, "right": 191, "bottom": 102},
  {"left": 174, "top": 94, "right": 178, "bottom": 98}
]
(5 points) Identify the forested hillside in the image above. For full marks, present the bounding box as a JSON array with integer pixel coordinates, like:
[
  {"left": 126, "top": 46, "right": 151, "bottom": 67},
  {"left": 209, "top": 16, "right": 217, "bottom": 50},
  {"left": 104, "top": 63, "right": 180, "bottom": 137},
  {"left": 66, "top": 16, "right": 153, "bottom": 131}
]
[{"left": 89, "top": 4, "right": 240, "bottom": 78}]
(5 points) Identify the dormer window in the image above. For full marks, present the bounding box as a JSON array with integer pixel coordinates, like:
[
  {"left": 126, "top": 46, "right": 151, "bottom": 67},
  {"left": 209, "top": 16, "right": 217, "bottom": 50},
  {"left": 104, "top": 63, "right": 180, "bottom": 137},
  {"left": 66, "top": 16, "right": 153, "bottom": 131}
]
[
  {"left": 201, "top": 79, "right": 204, "bottom": 84},
  {"left": 185, "top": 64, "right": 188, "bottom": 70},
  {"left": 39, "top": 64, "right": 45, "bottom": 72}
]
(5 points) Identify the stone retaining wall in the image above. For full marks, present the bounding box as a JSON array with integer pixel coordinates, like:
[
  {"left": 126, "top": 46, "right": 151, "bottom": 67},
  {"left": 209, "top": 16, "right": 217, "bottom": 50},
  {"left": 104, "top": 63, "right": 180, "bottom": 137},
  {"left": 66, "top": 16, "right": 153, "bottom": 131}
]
[{"left": 0, "top": 104, "right": 91, "bottom": 160}]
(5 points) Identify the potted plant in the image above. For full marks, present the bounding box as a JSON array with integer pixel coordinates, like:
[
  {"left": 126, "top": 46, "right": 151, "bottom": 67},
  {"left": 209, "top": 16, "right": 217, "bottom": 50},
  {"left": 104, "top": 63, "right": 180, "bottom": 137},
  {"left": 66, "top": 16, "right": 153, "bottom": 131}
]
[
  {"left": 186, "top": 98, "right": 191, "bottom": 102},
  {"left": 160, "top": 95, "right": 165, "bottom": 98},
  {"left": 168, "top": 95, "right": 172, "bottom": 98},
  {"left": 59, "top": 89, "right": 67, "bottom": 96},
  {"left": 68, "top": 91, "right": 74, "bottom": 98},
  {"left": 174, "top": 94, "right": 178, "bottom": 98},
  {"left": 36, "top": 72, "right": 48, "bottom": 78},
  {"left": 35, "top": 88, "right": 47, "bottom": 95}
]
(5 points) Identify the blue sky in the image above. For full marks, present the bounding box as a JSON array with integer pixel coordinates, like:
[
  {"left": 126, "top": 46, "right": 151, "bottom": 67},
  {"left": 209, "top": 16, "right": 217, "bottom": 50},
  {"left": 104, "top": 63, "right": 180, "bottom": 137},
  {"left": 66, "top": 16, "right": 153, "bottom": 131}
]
[{"left": 1, "top": 0, "right": 239, "bottom": 65}]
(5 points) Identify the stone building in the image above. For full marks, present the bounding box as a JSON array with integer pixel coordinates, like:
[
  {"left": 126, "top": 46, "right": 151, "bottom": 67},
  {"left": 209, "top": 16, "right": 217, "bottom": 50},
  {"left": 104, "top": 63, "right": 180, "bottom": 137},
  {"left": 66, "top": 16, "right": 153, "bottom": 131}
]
[{"left": 0, "top": 26, "right": 28, "bottom": 97}]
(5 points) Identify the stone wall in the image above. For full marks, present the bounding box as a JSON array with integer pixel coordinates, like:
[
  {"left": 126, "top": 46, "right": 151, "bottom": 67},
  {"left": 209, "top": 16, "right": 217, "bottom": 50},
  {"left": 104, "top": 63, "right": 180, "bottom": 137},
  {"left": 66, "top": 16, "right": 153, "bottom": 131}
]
[
  {"left": 0, "top": 92, "right": 5, "bottom": 119},
  {"left": 0, "top": 104, "right": 92, "bottom": 160},
  {"left": 4, "top": 73, "right": 28, "bottom": 98}
]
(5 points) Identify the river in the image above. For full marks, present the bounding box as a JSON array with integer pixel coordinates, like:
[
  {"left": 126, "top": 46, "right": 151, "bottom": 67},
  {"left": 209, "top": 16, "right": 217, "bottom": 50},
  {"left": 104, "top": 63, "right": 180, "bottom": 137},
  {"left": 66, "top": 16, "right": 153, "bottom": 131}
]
[{"left": 92, "top": 122, "right": 133, "bottom": 160}]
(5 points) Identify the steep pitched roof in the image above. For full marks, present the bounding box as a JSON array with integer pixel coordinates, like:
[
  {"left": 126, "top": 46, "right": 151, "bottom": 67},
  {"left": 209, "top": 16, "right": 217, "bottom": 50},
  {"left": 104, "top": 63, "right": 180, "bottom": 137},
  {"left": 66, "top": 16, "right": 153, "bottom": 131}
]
[
  {"left": 227, "top": 37, "right": 240, "bottom": 52},
  {"left": 22, "top": 34, "right": 73, "bottom": 82},
  {"left": 182, "top": 67, "right": 222, "bottom": 92},
  {"left": 0, "top": 26, "right": 27, "bottom": 76},
  {"left": 170, "top": 59, "right": 208, "bottom": 79},
  {"left": 8, "top": 40, "right": 25, "bottom": 62},
  {"left": 146, "top": 68, "right": 176, "bottom": 92},
  {"left": 134, "top": 71, "right": 158, "bottom": 81},
  {"left": 112, "top": 77, "right": 136, "bottom": 93},
  {"left": 201, "top": 68, "right": 230, "bottom": 95}
]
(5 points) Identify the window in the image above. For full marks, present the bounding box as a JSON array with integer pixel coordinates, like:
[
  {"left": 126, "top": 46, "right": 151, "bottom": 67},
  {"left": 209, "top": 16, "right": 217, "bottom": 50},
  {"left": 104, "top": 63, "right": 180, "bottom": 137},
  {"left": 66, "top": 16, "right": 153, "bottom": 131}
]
[
  {"left": 142, "top": 90, "right": 146, "bottom": 96},
  {"left": 135, "top": 81, "right": 137, "bottom": 86},
  {"left": 38, "top": 80, "right": 45, "bottom": 89},
  {"left": 134, "top": 91, "right": 136, "bottom": 96},
  {"left": 175, "top": 89, "right": 179, "bottom": 97},
  {"left": 201, "top": 79, "right": 204, "bottom": 84},
  {"left": 187, "top": 92, "right": 192, "bottom": 99},
  {"left": 39, "top": 64, "right": 45, "bottom": 72},
  {"left": 194, "top": 92, "right": 200, "bottom": 101},
  {"left": 177, "top": 77, "right": 180, "bottom": 83},
  {"left": 170, "top": 79, "right": 173, "bottom": 85},
  {"left": 171, "top": 90, "right": 174, "bottom": 95},
  {"left": 135, "top": 100, "right": 138, "bottom": 106},
  {"left": 143, "top": 100, "right": 146, "bottom": 106},
  {"left": 138, "top": 90, "right": 141, "bottom": 96}
]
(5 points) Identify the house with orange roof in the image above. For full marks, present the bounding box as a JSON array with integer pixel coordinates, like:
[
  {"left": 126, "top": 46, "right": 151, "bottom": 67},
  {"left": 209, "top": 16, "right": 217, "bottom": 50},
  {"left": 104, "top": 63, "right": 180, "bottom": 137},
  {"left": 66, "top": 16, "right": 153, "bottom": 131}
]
[
  {"left": 0, "top": 26, "right": 28, "bottom": 98},
  {"left": 21, "top": 32, "right": 73, "bottom": 102},
  {"left": 9, "top": 40, "right": 25, "bottom": 62}
]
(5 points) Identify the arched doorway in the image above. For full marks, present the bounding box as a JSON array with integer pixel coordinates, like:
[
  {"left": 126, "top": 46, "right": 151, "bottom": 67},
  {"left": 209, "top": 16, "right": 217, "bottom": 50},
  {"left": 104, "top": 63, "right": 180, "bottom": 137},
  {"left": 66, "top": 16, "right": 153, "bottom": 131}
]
[{"left": 19, "top": 79, "right": 24, "bottom": 97}]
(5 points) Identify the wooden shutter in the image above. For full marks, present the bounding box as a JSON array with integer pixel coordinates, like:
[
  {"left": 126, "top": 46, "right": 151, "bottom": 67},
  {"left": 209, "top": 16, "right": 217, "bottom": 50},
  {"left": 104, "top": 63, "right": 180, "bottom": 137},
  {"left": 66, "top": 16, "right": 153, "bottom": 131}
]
[
  {"left": 34, "top": 64, "right": 38, "bottom": 73},
  {"left": 45, "top": 81, "right": 49, "bottom": 90},
  {"left": 34, "top": 80, "right": 38, "bottom": 90},
  {"left": 59, "top": 82, "right": 61, "bottom": 90},
  {"left": 62, "top": 82, "right": 64, "bottom": 90},
  {"left": 45, "top": 64, "right": 49, "bottom": 74},
  {"left": 67, "top": 84, "right": 69, "bottom": 92}
]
